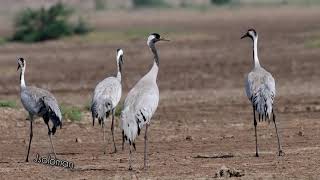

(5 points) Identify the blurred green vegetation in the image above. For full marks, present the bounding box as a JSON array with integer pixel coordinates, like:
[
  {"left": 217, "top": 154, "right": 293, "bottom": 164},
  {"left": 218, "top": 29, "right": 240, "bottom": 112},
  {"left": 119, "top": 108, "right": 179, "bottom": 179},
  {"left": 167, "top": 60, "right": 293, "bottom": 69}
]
[
  {"left": 11, "top": 2, "right": 91, "bottom": 42},
  {"left": 0, "top": 37, "right": 7, "bottom": 45},
  {"left": 61, "top": 105, "right": 83, "bottom": 122},
  {"left": 95, "top": 0, "right": 107, "bottom": 11},
  {"left": 306, "top": 38, "right": 320, "bottom": 48},
  {"left": 0, "top": 100, "right": 17, "bottom": 108},
  {"left": 85, "top": 101, "right": 92, "bottom": 112},
  {"left": 210, "top": 0, "right": 232, "bottom": 5},
  {"left": 132, "top": 0, "right": 169, "bottom": 8},
  {"left": 74, "top": 17, "right": 92, "bottom": 35}
]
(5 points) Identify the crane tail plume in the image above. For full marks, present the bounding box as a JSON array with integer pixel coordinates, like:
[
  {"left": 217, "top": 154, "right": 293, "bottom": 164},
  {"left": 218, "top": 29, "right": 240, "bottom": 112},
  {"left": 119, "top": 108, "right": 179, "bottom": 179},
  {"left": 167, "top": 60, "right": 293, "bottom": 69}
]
[
  {"left": 121, "top": 109, "right": 139, "bottom": 146},
  {"left": 38, "top": 96, "right": 62, "bottom": 135},
  {"left": 91, "top": 99, "right": 113, "bottom": 126},
  {"left": 252, "top": 87, "right": 274, "bottom": 121}
]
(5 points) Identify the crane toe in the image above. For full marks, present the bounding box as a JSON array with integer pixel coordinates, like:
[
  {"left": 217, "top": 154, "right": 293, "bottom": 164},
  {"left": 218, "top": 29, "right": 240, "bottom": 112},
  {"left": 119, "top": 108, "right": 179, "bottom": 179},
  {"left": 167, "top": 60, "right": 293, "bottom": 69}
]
[{"left": 278, "top": 150, "right": 285, "bottom": 156}]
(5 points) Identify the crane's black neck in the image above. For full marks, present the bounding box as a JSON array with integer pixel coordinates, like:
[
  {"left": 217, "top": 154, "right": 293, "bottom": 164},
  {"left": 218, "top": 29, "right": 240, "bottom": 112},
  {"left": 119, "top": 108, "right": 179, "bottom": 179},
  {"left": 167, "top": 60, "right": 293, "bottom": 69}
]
[
  {"left": 150, "top": 44, "right": 159, "bottom": 66},
  {"left": 118, "top": 60, "right": 122, "bottom": 74}
]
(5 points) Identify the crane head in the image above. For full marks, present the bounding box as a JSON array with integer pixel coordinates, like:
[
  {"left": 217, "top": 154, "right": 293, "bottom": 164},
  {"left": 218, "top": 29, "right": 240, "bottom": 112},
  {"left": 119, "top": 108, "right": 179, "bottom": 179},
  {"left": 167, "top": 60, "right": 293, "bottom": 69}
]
[
  {"left": 117, "top": 48, "right": 124, "bottom": 65},
  {"left": 17, "top": 57, "right": 25, "bottom": 71},
  {"left": 147, "top": 33, "right": 169, "bottom": 47},
  {"left": 241, "top": 28, "right": 257, "bottom": 40}
]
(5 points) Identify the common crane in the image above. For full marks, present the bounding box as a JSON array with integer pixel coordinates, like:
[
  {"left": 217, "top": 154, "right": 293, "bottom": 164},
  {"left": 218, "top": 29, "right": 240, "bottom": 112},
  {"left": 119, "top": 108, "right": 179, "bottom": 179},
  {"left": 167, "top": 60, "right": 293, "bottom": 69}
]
[
  {"left": 17, "top": 57, "right": 62, "bottom": 162},
  {"left": 241, "top": 28, "right": 284, "bottom": 157},
  {"left": 121, "top": 33, "right": 169, "bottom": 170},
  {"left": 91, "top": 49, "right": 124, "bottom": 154}
]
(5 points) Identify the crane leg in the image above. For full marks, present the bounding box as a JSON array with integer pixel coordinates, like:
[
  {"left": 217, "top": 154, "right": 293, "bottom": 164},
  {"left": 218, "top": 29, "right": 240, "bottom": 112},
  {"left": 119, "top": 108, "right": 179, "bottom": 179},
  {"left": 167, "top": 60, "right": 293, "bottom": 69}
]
[
  {"left": 111, "top": 109, "right": 117, "bottom": 153},
  {"left": 46, "top": 123, "right": 56, "bottom": 158},
  {"left": 122, "top": 130, "right": 125, "bottom": 151},
  {"left": 26, "top": 116, "right": 33, "bottom": 162},
  {"left": 144, "top": 124, "right": 149, "bottom": 170},
  {"left": 253, "top": 106, "right": 259, "bottom": 157},
  {"left": 272, "top": 110, "right": 284, "bottom": 156},
  {"left": 48, "top": 133, "right": 57, "bottom": 158},
  {"left": 102, "top": 119, "right": 106, "bottom": 154},
  {"left": 129, "top": 145, "right": 133, "bottom": 171}
]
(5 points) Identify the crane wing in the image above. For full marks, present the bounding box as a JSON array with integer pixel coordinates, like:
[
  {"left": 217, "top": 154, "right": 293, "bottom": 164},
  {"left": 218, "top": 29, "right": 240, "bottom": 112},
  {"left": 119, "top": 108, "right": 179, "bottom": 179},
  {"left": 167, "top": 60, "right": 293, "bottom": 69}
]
[
  {"left": 39, "top": 95, "right": 62, "bottom": 129},
  {"left": 121, "top": 84, "right": 159, "bottom": 145},
  {"left": 246, "top": 69, "right": 276, "bottom": 119},
  {"left": 91, "top": 77, "right": 121, "bottom": 122},
  {"left": 93, "top": 77, "right": 121, "bottom": 106},
  {"left": 245, "top": 72, "right": 254, "bottom": 100},
  {"left": 134, "top": 92, "right": 159, "bottom": 134}
]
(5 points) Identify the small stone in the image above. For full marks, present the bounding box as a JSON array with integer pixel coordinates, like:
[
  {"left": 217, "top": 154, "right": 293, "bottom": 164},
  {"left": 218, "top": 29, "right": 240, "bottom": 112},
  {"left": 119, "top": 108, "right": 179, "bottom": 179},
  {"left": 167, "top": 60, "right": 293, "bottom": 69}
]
[
  {"left": 16, "top": 122, "right": 24, "bottom": 128},
  {"left": 224, "top": 134, "right": 234, "bottom": 139},
  {"left": 298, "top": 131, "right": 304, "bottom": 136},
  {"left": 298, "top": 126, "right": 304, "bottom": 136},
  {"left": 306, "top": 106, "right": 311, "bottom": 112},
  {"left": 75, "top": 138, "right": 82, "bottom": 143},
  {"left": 186, "top": 135, "right": 192, "bottom": 141}
]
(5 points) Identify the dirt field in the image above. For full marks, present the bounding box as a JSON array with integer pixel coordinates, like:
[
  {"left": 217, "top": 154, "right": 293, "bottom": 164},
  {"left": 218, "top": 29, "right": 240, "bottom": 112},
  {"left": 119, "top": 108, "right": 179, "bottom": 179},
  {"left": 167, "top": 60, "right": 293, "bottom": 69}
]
[{"left": 0, "top": 7, "right": 320, "bottom": 179}]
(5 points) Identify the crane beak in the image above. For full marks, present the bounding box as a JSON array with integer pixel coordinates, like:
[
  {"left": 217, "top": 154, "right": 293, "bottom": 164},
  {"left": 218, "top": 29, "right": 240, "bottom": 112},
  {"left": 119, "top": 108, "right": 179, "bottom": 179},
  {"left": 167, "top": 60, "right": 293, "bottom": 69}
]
[
  {"left": 17, "top": 64, "right": 21, "bottom": 71},
  {"left": 241, "top": 33, "right": 249, "bottom": 39},
  {"left": 159, "top": 38, "right": 170, "bottom": 42}
]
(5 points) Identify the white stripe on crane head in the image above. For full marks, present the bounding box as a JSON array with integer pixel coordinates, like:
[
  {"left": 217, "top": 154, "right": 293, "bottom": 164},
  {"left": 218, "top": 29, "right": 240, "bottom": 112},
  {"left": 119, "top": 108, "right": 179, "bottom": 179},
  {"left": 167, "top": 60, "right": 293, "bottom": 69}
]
[{"left": 117, "top": 49, "right": 124, "bottom": 60}]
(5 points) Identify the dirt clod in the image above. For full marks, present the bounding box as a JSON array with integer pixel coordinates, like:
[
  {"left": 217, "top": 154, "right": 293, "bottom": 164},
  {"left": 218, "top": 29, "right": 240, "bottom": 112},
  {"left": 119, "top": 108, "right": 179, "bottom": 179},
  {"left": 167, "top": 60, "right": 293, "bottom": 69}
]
[{"left": 214, "top": 165, "right": 245, "bottom": 178}]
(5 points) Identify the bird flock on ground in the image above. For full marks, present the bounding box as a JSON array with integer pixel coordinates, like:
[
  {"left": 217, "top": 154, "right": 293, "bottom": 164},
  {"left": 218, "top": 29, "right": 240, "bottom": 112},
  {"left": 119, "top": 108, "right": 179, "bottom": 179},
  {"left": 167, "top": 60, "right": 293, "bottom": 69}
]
[{"left": 17, "top": 29, "right": 283, "bottom": 170}]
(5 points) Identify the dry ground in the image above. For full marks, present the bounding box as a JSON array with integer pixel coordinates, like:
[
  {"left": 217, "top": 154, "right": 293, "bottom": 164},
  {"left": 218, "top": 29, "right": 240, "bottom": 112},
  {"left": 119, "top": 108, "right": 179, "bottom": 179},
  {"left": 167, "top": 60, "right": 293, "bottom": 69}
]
[{"left": 0, "top": 7, "right": 320, "bottom": 179}]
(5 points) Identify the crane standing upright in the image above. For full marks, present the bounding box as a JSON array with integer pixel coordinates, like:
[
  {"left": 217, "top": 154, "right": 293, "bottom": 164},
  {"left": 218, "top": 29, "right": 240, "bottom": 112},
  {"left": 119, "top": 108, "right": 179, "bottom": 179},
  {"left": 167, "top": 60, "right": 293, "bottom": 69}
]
[
  {"left": 121, "top": 33, "right": 169, "bottom": 170},
  {"left": 91, "top": 49, "right": 124, "bottom": 154},
  {"left": 241, "top": 28, "right": 283, "bottom": 157},
  {"left": 17, "top": 57, "right": 62, "bottom": 162}
]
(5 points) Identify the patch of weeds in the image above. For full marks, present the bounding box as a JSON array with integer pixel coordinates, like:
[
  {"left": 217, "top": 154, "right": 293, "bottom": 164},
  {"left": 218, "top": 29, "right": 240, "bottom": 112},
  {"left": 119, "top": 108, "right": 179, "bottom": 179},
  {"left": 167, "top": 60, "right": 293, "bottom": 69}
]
[
  {"left": 74, "top": 17, "right": 92, "bottom": 35},
  {"left": 306, "top": 38, "right": 320, "bottom": 48},
  {"left": 132, "top": 0, "right": 170, "bottom": 8},
  {"left": 95, "top": 0, "right": 106, "bottom": 11},
  {"left": 61, "top": 105, "right": 82, "bottom": 122},
  {"left": 0, "top": 100, "right": 17, "bottom": 108},
  {"left": 114, "top": 104, "right": 123, "bottom": 117},
  {"left": 210, "top": 0, "right": 232, "bottom": 6},
  {"left": 84, "top": 101, "right": 92, "bottom": 112},
  {"left": 11, "top": 2, "right": 91, "bottom": 42},
  {"left": 0, "top": 37, "right": 7, "bottom": 45}
]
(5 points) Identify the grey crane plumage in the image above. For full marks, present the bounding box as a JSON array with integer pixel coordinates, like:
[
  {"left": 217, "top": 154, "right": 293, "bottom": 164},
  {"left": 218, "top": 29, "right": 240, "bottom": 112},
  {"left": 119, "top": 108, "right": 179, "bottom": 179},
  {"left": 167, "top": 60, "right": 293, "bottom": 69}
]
[
  {"left": 17, "top": 58, "right": 62, "bottom": 162},
  {"left": 91, "top": 49, "right": 124, "bottom": 154},
  {"left": 121, "top": 33, "right": 169, "bottom": 170},
  {"left": 241, "top": 29, "right": 283, "bottom": 157}
]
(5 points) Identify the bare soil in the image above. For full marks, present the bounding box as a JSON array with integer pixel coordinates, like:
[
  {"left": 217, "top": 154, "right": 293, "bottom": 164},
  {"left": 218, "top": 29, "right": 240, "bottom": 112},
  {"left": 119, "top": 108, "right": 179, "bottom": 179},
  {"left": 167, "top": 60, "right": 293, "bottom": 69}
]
[{"left": 0, "top": 7, "right": 320, "bottom": 179}]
